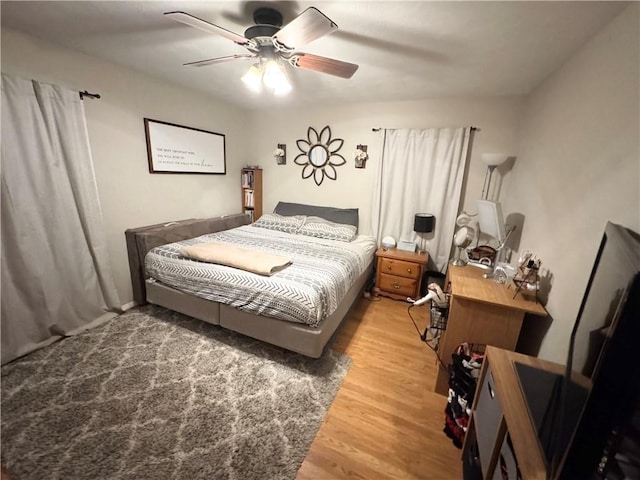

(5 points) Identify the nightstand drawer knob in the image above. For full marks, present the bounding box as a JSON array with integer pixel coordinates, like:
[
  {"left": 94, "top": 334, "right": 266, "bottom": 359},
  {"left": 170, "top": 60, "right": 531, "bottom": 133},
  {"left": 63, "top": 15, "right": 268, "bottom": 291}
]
[
  {"left": 387, "top": 265, "right": 392, "bottom": 270},
  {"left": 407, "top": 268, "right": 412, "bottom": 273},
  {"left": 392, "top": 282, "right": 401, "bottom": 289}
]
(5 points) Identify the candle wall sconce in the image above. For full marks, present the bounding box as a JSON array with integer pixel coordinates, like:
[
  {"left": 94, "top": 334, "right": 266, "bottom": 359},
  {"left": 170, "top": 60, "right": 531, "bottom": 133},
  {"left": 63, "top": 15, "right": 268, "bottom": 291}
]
[
  {"left": 274, "top": 144, "right": 286, "bottom": 165},
  {"left": 354, "top": 144, "right": 368, "bottom": 169}
]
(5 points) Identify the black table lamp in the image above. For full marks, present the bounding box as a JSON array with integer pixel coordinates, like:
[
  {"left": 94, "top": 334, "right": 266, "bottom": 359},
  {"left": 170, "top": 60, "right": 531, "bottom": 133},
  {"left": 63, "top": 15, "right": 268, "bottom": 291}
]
[{"left": 414, "top": 213, "right": 435, "bottom": 253}]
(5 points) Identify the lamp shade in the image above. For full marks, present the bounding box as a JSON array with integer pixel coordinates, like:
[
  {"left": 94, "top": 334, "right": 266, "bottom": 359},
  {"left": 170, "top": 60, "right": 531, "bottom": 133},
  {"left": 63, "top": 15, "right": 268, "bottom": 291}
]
[
  {"left": 476, "top": 200, "right": 506, "bottom": 242},
  {"left": 241, "top": 64, "right": 262, "bottom": 93},
  {"left": 481, "top": 153, "right": 509, "bottom": 167},
  {"left": 414, "top": 213, "right": 435, "bottom": 233}
]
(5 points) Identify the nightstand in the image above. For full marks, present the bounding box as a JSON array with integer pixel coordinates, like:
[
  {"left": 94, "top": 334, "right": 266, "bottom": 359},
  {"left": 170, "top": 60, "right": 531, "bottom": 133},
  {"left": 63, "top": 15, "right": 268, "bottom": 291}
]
[{"left": 373, "top": 247, "right": 428, "bottom": 301}]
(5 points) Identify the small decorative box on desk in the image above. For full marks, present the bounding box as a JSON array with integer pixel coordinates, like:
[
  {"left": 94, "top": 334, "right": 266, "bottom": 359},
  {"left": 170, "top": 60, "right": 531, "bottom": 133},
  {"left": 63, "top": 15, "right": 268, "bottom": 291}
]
[{"left": 373, "top": 247, "right": 428, "bottom": 301}]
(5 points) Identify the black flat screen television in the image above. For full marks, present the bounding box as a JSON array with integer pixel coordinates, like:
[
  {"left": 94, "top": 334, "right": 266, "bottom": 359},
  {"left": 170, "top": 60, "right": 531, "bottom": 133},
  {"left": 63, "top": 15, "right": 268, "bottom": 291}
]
[{"left": 516, "top": 221, "right": 640, "bottom": 479}]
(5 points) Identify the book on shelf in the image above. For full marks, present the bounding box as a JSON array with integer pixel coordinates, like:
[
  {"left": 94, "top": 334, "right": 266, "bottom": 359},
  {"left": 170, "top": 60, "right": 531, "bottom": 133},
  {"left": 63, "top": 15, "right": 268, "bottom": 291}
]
[
  {"left": 241, "top": 170, "right": 254, "bottom": 188},
  {"left": 243, "top": 189, "right": 254, "bottom": 208}
]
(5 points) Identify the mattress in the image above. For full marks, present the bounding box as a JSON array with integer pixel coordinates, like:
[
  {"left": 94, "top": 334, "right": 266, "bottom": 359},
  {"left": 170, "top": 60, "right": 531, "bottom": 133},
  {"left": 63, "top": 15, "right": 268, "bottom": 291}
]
[{"left": 145, "top": 225, "right": 376, "bottom": 327}]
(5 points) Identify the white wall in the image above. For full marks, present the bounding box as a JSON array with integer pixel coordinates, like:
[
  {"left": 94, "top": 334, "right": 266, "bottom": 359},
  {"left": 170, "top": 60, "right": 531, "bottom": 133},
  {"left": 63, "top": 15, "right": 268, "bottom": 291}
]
[
  {"left": 502, "top": 5, "right": 640, "bottom": 363},
  {"left": 246, "top": 96, "right": 525, "bottom": 235},
  {"left": 1, "top": 29, "right": 250, "bottom": 306}
]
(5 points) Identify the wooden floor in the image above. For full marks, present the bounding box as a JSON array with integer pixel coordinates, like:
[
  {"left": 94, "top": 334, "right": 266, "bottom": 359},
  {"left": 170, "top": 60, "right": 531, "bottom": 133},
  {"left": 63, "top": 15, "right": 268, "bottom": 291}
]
[{"left": 297, "top": 296, "right": 463, "bottom": 479}]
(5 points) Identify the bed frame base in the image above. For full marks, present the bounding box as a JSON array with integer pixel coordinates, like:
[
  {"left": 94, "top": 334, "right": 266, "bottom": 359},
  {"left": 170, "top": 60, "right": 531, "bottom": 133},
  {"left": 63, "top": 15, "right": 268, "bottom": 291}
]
[
  {"left": 145, "top": 262, "right": 372, "bottom": 358},
  {"left": 145, "top": 263, "right": 371, "bottom": 358}
]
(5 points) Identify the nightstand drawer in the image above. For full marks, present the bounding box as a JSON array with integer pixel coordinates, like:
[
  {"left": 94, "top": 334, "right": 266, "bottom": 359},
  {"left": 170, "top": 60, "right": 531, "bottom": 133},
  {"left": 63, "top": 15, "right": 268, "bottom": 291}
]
[
  {"left": 378, "top": 273, "right": 417, "bottom": 297},
  {"left": 379, "top": 257, "right": 421, "bottom": 279}
]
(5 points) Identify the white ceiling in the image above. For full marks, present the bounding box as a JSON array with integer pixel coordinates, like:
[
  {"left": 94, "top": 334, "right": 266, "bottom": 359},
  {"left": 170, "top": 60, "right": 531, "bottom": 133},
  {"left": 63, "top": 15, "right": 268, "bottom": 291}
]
[{"left": 1, "top": 1, "right": 628, "bottom": 110}]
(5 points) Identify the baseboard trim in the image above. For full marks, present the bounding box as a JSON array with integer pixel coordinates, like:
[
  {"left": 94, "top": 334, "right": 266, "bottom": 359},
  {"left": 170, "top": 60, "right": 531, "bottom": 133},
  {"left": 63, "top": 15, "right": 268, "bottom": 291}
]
[{"left": 121, "top": 301, "right": 137, "bottom": 312}]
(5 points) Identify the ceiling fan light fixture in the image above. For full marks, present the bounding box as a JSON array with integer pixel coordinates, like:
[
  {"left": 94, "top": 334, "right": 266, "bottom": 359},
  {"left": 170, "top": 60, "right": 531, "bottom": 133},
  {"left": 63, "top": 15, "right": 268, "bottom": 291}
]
[
  {"left": 241, "top": 64, "right": 262, "bottom": 93},
  {"left": 261, "top": 59, "right": 292, "bottom": 96},
  {"left": 272, "top": 78, "right": 292, "bottom": 96}
]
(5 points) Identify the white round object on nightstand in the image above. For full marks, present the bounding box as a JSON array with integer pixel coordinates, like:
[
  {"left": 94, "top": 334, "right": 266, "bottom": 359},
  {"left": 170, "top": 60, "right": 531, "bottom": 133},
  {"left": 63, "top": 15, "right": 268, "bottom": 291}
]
[{"left": 381, "top": 236, "right": 396, "bottom": 250}]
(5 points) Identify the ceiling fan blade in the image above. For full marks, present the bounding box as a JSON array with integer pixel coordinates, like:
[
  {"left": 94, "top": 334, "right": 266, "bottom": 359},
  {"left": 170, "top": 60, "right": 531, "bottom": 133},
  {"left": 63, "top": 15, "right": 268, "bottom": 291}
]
[
  {"left": 274, "top": 7, "right": 337, "bottom": 50},
  {"left": 184, "top": 54, "right": 256, "bottom": 67},
  {"left": 291, "top": 53, "right": 359, "bottom": 79},
  {"left": 165, "top": 11, "right": 248, "bottom": 46}
]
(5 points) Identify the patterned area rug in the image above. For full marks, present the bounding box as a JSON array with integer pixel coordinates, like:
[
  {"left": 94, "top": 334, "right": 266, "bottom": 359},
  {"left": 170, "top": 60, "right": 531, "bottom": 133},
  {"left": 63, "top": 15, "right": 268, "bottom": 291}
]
[{"left": 1, "top": 305, "right": 351, "bottom": 479}]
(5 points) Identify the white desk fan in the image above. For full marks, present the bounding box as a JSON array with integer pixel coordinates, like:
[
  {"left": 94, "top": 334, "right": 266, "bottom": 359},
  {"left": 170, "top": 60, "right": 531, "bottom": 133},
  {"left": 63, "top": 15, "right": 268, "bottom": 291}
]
[{"left": 451, "top": 213, "right": 475, "bottom": 266}]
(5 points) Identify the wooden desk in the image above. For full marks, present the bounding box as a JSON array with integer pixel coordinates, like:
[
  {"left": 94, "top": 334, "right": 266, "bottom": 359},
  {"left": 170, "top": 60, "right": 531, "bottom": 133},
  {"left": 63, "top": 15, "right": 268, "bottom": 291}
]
[{"left": 434, "top": 264, "right": 547, "bottom": 395}]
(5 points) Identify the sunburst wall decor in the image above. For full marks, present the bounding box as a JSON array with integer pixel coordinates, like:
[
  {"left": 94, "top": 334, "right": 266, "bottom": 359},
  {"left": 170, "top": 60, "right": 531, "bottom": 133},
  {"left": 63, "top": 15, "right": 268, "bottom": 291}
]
[{"left": 294, "top": 126, "right": 346, "bottom": 186}]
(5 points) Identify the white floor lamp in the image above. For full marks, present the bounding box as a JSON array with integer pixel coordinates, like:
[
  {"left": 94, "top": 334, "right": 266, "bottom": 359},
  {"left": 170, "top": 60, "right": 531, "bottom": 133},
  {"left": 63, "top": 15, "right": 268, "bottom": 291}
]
[{"left": 480, "top": 153, "right": 509, "bottom": 200}]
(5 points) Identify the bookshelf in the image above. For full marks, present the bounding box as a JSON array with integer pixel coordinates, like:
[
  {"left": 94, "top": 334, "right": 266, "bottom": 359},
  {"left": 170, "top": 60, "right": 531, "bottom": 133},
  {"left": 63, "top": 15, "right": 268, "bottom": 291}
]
[{"left": 241, "top": 167, "right": 262, "bottom": 222}]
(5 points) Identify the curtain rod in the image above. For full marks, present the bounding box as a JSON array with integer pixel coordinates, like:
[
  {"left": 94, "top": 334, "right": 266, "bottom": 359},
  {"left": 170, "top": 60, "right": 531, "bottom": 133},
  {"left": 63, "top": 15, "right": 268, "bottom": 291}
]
[
  {"left": 372, "top": 126, "right": 478, "bottom": 132},
  {"left": 79, "top": 90, "right": 101, "bottom": 100}
]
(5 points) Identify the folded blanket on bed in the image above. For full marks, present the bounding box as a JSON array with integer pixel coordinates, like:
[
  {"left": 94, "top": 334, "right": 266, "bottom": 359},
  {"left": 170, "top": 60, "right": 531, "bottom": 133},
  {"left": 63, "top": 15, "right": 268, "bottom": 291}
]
[{"left": 181, "top": 242, "right": 292, "bottom": 276}]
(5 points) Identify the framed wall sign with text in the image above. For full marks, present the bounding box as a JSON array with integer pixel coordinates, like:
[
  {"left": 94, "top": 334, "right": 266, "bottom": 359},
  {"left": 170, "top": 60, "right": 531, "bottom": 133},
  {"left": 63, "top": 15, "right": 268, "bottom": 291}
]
[{"left": 144, "top": 118, "right": 226, "bottom": 174}]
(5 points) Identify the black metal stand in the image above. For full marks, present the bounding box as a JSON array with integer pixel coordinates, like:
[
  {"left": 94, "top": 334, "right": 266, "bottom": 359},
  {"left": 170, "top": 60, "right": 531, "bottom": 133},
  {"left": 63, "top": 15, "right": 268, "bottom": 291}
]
[
  {"left": 512, "top": 266, "right": 539, "bottom": 302},
  {"left": 420, "top": 303, "right": 449, "bottom": 348}
]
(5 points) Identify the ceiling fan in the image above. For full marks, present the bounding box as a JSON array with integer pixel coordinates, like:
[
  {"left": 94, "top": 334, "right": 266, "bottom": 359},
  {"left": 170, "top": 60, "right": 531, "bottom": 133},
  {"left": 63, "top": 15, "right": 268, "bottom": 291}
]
[{"left": 165, "top": 6, "right": 359, "bottom": 94}]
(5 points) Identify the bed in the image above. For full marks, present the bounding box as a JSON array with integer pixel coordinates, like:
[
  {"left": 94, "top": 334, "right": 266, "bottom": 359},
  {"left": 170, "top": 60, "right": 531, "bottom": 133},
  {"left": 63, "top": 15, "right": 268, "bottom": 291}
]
[{"left": 125, "top": 203, "right": 376, "bottom": 357}]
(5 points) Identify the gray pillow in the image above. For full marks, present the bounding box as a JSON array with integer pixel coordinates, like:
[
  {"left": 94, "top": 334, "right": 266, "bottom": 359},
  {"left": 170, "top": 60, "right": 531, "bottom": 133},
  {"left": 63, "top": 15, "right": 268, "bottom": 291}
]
[
  {"left": 298, "top": 216, "right": 357, "bottom": 242},
  {"left": 274, "top": 202, "right": 359, "bottom": 230},
  {"left": 252, "top": 212, "right": 305, "bottom": 234}
]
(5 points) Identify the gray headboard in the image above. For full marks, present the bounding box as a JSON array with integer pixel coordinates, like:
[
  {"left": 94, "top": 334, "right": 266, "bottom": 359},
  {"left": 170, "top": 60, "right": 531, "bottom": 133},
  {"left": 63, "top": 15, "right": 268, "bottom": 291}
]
[
  {"left": 125, "top": 213, "right": 250, "bottom": 305},
  {"left": 273, "top": 201, "right": 359, "bottom": 230}
]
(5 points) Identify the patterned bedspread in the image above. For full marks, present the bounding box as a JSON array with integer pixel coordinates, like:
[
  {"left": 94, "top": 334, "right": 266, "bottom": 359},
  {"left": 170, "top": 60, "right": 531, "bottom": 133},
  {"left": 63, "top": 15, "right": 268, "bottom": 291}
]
[{"left": 145, "top": 225, "right": 377, "bottom": 327}]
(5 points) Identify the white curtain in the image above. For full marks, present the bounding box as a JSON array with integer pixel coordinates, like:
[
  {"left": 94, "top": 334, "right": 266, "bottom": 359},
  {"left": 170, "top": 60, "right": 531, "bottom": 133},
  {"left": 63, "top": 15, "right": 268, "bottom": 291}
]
[
  {"left": 1, "top": 74, "right": 120, "bottom": 364},
  {"left": 371, "top": 127, "right": 471, "bottom": 272}
]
